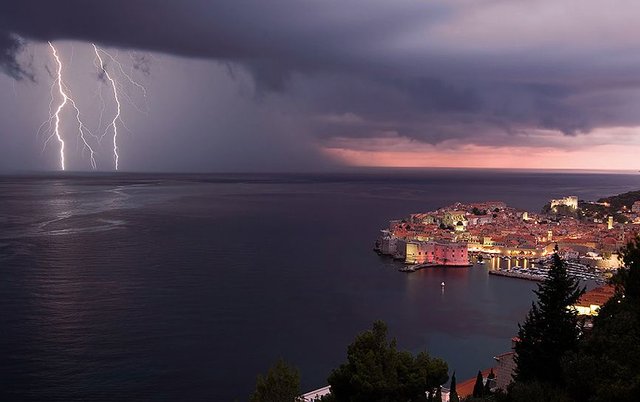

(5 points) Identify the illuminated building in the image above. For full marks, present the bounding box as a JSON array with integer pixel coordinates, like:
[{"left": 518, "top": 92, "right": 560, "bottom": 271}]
[
  {"left": 550, "top": 195, "right": 578, "bottom": 211},
  {"left": 467, "top": 215, "right": 493, "bottom": 226},
  {"left": 399, "top": 240, "right": 469, "bottom": 265},
  {"left": 442, "top": 211, "right": 467, "bottom": 229},
  {"left": 571, "top": 285, "right": 615, "bottom": 317},
  {"left": 378, "top": 198, "right": 638, "bottom": 263}
]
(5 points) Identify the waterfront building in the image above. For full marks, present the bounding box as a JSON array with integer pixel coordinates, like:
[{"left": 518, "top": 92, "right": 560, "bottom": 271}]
[
  {"left": 380, "top": 198, "right": 638, "bottom": 263},
  {"left": 393, "top": 238, "right": 410, "bottom": 260},
  {"left": 403, "top": 240, "right": 430, "bottom": 263},
  {"left": 550, "top": 195, "right": 578, "bottom": 210},
  {"left": 435, "top": 241, "right": 468, "bottom": 265},
  {"left": 401, "top": 240, "right": 469, "bottom": 265},
  {"left": 378, "top": 230, "right": 397, "bottom": 255}
]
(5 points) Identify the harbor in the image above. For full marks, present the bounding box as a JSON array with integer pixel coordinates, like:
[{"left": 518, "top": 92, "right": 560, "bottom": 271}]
[
  {"left": 374, "top": 194, "right": 639, "bottom": 283},
  {"left": 391, "top": 251, "right": 608, "bottom": 283},
  {"left": 485, "top": 255, "right": 608, "bottom": 283},
  {"left": 489, "top": 269, "right": 546, "bottom": 282}
]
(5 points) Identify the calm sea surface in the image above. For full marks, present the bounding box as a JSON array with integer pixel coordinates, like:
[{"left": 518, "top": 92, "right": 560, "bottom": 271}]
[{"left": 2, "top": 171, "right": 640, "bottom": 401}]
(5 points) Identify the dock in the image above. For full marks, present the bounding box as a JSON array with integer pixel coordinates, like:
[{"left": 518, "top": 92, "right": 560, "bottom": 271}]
[
  {"left": 489, "top": 270, "right": 546, "bottom": 281},
  {"left": 399, "top": 262, "right": 473, "bottom": 272}
]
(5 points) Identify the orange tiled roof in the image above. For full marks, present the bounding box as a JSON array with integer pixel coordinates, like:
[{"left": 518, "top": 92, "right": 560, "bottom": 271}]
[
  {"left": 456, "top": 368, "right": 496, "bottom": 398},
  {"left": 575, "top": 285, "right": 615, "bottom": 308}
]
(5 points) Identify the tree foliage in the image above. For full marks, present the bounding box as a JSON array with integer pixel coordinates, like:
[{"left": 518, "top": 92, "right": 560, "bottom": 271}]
[
  {"left": 472, "top": 371, "right": 484, "bottom": 398},
  {"left": 434, "top": 386, "right": 442, "bottom": 402},
  {"left": 598, "top": 190, "right": 640, "bottom": 211},
  {"left": 501, "top": 381, "right": 572, "bottom": 402},
  {"left": 327, "top": 321, "right": 448, "bottom": 402},
  {"left": 562, "top": 236, "right": 640, "bottom": 402},
  {"left": 472, "top": 207, "right": 487, "bottom": 216},
  {"left": 449, "top": 371, "right": 459, "bottom": 402},
  {"left": 484, "top": 369, "right": 495, "bottom": 396},
  {"left": 514, "top": 253, "right": 584, "bottom": 385},
  {"left": 250, "top": 359, "right": 301, "bottom": 402}
]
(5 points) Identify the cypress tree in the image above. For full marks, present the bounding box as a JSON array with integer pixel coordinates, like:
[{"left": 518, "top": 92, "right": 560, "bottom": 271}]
[
  {"left": 483, "top": 368, "right": 495, "bottom": 395},
  {"left": 514, "top": 252, "right": 584, "bottom": 385},
  {"left": 449, "top": 371, "right": 459, "bottom": 402},
  {"left": 433, "top": 386, "right": 442, "bottom": 402},
  {"left": 472, "top": 370, "right": 484, "bottom": 398}
]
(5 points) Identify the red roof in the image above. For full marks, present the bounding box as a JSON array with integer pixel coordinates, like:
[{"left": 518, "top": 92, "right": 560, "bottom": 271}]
[
  {"left": 456, "top": 368, "right": 496, "bottom": 398},
  {"left": 575, "top": 285, "right": 615, "bottom": 308}
]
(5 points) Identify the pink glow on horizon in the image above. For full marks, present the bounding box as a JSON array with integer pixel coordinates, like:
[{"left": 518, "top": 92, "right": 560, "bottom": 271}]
[
  {"left": 322, "top": 126, "right": 640, "bottom": 170},
  {"left": 324, "top": 144, "right": 640, "bottom": 170}
]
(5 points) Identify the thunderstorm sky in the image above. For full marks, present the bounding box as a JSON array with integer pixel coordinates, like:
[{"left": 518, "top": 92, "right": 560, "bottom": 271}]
[{"left": 2, "top": 0, "right": 640, "bottom": 171}]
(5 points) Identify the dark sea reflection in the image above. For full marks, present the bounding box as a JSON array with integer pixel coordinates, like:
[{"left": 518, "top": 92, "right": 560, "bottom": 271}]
[{"left": 1, "top": 171, "right": 639, "bottom": 401}]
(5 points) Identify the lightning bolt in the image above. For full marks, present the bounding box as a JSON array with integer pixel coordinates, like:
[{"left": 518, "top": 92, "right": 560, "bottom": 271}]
[
  {"left": 101, "top": 49, "right": 148, "bottom": 112},
  {"left": 43, "top": 42, "right": 97, "bottom": 170},
  {"left": 93, "top": 44, "right": 122, "bottom": 170},
  {"left": 37, "top": 43, "right": 149, "bottom": 171}
]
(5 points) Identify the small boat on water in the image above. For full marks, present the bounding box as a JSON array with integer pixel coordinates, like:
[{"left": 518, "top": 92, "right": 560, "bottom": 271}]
[{"left": 441, "top": 281, "right": 445, "bottom": 287}]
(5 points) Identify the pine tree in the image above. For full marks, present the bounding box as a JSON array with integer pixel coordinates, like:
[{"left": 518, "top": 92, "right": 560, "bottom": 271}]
[
  {"left": 250, "top": 359, "right": 301, "bottom": 402},
  {"left": 472, "top": 370, "right": 484, "bottom": 398},
  {"left": 514, "top": 252, "right": 584, "bottom": 385},
  {"left": 327, "top": 321, "right": 448, "bottom": 402},
  {"left": 449, "top": 371, "right": 459, "bottom": 402},
  {"left": 563, "top": 236, "right": 640, "bottom": 401}
]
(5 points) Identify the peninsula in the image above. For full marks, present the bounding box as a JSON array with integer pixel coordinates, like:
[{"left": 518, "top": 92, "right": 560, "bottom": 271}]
[{"left": 375, "top": 193, "right": 640, "bottom": 274}]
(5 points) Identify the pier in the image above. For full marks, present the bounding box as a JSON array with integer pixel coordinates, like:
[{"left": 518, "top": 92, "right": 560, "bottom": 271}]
[{"left": 488, "top": 270, "right": 546, "bottom": 281}]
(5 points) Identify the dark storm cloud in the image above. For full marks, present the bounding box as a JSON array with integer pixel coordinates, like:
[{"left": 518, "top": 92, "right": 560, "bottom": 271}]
[
  {"left": 0, "top": 1, "right": 447, "bottom": 87},
  {"left": 2, "top": 0, "right": 640, "bottom": 159},
  {"left": 0, "top": 32, "right": 32, "bottom": 80}
]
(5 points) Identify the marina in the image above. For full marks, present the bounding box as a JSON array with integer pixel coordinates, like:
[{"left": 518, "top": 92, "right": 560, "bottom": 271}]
[
  {"left": 487, "top": 256, "right": 607, "bottom": 283},
  {"left": 489, "top": 269, "right": 546, "bottom": 282},
  {"left": 392, "top": 252, "right": 606, "bottom": 283}
]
